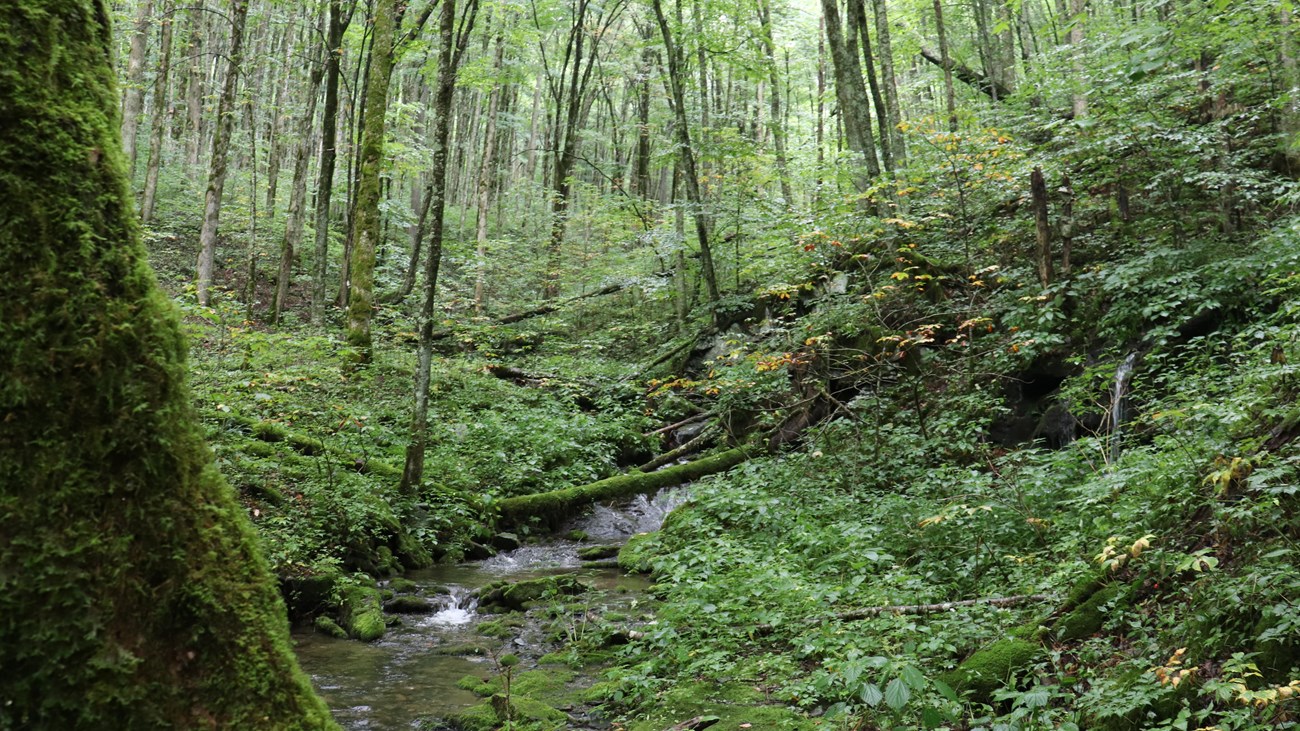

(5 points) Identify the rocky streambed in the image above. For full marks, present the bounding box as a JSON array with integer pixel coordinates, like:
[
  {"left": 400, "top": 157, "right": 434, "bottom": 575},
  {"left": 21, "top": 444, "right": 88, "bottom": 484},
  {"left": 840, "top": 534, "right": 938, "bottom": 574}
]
[{"left": 292, "top": 490, "right": 684, "bottom": 730}]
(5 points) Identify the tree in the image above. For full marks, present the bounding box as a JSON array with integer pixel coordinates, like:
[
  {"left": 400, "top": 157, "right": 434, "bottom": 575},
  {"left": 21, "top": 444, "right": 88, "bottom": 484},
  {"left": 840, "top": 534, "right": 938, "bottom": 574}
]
[
  {"left": 0, "top": 2, "right": 336, "bottom": 727},
  {"left": 345, "top": 0, "right": 399, "bottom": 360},
  {"left": 196, "top": 0, "right": 251, "bottom": 306}
]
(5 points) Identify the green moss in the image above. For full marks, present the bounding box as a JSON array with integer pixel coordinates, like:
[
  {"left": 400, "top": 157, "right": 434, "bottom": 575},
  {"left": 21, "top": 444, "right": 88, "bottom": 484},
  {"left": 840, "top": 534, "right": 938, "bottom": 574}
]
[
  {"left": 457, "top": 675, "right": 495, "bottom": 696},
  {"left": 477, "top": 576, "right": 589, "bottom": 612},
  {"left": 384, "top": 595, "right": 433, "bottom": 614},
  {"left": 477, "top": 616, "right": 527, "bottom": 638},
  {"left": 496, "top": 448, "right": 751, "bottom": 530},
  {"left": 577, "top": 544, "right": 622, "bottom": 560},
  {"left": 340, "top": 585, "right": 386, "bottom": 642},
  {"left": 313, "top": 615, "right": 348, "bottom": 639},
  {"left": 388, "top": 578, "right": 420, "bottom": 594},
  {"left": 0, "top": 4, "right": 336, "bottom": 727},
  {"left": 621, "top": 681, "right": 812, "bottom": 731},
  {"left": 1055, "top": 583, "right": 1121, "bottom": 642},
  {"left": 938, "top": 638, "right": 1042, "bottom": 702},
  {"left": 618, "top": 532, "right": 660, "bottom": 574}
]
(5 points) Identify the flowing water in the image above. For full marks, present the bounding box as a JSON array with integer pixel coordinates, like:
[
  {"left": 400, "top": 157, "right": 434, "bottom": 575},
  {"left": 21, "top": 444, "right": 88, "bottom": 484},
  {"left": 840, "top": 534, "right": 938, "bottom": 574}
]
[
  {"left": 292, "top": 488, "right": 684, "bottom": 730},
  {"left": 1109, "top": 351, "right": 1139, "bottom": 464}
]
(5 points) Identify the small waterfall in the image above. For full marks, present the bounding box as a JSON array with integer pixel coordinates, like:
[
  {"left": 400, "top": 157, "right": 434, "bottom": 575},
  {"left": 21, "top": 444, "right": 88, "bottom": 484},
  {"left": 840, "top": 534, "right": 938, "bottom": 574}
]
[
  {"left": 570, "top": 488, "right": 691, "bottom": 540},
  {"left": 1109, "top": 352, "right": 1139, "bottom": 464},
  {"left": 423, "top": 585, "right": 477, "bottom": 627}
]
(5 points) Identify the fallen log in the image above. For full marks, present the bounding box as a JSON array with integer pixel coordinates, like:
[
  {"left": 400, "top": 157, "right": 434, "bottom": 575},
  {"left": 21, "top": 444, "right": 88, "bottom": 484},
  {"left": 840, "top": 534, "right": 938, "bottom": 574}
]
[
  {"left": 637, "top": 426, "right": 717, "bottom": 472},
  {"left": 664, "top": 716, "right": 720, "bottom": 731},
  {"left": 645, "top": 410, "right": 717, "bottom": 438},
  {"left": 424, "top": 284, "right": 625, "bottom": 343},
  {"left": 497, "top": 448, "right": 751, "bottom": 530},
  {"left": 919, "top": 47, "right": 1013, "bottom": 101}
]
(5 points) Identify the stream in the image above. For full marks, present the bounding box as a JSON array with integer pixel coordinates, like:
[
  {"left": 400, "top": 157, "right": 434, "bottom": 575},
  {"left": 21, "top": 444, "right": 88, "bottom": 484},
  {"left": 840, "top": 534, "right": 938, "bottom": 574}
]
[{"left": 292, "top": 489, "right": 688, "bottom": 730}]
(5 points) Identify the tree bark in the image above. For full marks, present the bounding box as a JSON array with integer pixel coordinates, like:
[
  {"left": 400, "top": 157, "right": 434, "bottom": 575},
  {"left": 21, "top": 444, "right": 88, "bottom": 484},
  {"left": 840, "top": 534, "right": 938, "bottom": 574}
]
[
  {"left": 654, "top": 0, "right": 722, "bottom": 314},
  {"left": 401, "top": 0, "right": 481, "bottom": 494},
  {"left": 120, "top": 0, "right": 155, "bottom": 180},
  {"left": 272, "top": 20, "right": 327, "bottom": 326},
  {"left": 871, "top": 0, "right": 906, "bottom": 166},
  {"left": 919, "top": 46, "right": 1013, "bottom": 101},
  {"left": 497, "top": 449, "right": 751, "bottom": 529},
  {"left": 312, "top": 0, "right": 349, "bottom": 325},
  {"left": 848, "top": 0, "right": 892, "bottom": 173},
  {"left": 757, "top": 0, "right": 795, "bottom": 205},
  {"left": 184, "top": 3, "right": 206, "bottom": 170},
  {"left": 196, "top": 0, "right": 250, "bottom": 306},
  {"left": 140, "top": 0, "right": 174, "bottom": 223},
  {"left": 819, "top": 0, "right": 880, "bottom": 190},
  {"left": 0, "top": 3, "right": 336, "bottom": 725},
  {"left": 345, "top": 0, "right": 398, "bottom": 361},
  {"left": 933, "top": 0, "right": 958, "bottom": 132},
  {"left": 475, "top": 28, "right": 507, "bottom": 314},
  {"left": 1031, "top": 166, "right": 1054, "bottom": 287}
]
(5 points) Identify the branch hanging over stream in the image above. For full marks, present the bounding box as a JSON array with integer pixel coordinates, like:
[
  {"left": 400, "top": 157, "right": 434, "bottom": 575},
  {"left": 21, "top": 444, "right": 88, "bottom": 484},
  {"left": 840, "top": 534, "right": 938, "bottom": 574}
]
[{"left": 496, "top": 448, "right": 751, "bottom": 530}]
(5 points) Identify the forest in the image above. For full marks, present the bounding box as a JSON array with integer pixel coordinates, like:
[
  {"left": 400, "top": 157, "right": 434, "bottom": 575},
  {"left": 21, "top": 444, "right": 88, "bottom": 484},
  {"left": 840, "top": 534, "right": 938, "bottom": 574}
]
[{"left": 2, "top": 0, "right": 1300, "bottom": 728}]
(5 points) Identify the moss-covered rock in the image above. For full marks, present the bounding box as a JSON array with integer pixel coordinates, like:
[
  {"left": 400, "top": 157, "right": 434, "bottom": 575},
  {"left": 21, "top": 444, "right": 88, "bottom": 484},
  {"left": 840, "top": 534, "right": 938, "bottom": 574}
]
[
  {"left": 384, "top": 595, "right": 434, "bottom": 614},
  {"left": 280, "top": 570, "right": 342, "bottom": 621},
  {"left": 1055, "top": 583, "right": 1121, "bottom": 642},
  {"left": 619, "top": 681, "right": 813, "bottom": 731},
  {"left": 340, "top": 584, "right": 386, "bottom": 642},
  {"left": 577, "top": 544, "right": 622, "bottom": 560},
  {"left": 618, "top": 532, "right": 659, "bottom": 574},
  {"left": 313, "top": 615, "right": 348, "bottom": 639},
  {"left": 387, "top": 578, "right": 421, "bottom": 594},
  {"left": 392, "top": 531, "right": 434, "bottom": 570},
  {"left": 938, "top": 638, "right": 1042, "bottom": 702},
  {"left": 476, "top": 575, "right": 589, "bottom": 612}
]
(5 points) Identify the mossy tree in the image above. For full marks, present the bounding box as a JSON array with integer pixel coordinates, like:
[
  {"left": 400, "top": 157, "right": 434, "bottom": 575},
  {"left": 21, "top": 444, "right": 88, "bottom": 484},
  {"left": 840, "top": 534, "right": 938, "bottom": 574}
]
[{"left": 0, "top": 2, "right": 336, "bottom": 728}]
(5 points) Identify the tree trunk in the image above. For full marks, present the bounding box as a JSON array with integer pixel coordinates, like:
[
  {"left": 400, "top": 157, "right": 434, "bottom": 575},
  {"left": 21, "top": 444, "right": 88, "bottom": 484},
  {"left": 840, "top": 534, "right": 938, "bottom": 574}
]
[
  {"left": 475, "top": 29, "right": 507, "bottom": 314},
  {"left": 0, "top": 3, "right": 336, "bottom": 725},
  {"left": 312, "top": 0, "right": 348, "bottom": 325},
  {"left": 1069, "top": 0, "right": 1087, "bottom": 118},
  {"left": 1031, "top": 167, "right": 1054, "bottom": 287},
  {"left": 120, "top": 0, "right": 155, "bottom": 180},
  {"left": 653, "top": 0, "right": 722, "bottom": 313},
  {"left": 140, "top": 1, "right": 174, "bottom": 223},
  {"left": 847, "top": 0, "right": 892, "bottom": 172},
  {"left": 185, "top": 4, "right": 206, "bottom": 170},
  {"left": 757, "top": 0, "right": 795, "bottom": 205},
  {"left": 933, "top": 0, "right": 958, "bottom": 132},
  {"left": 871, "top": 0, "right": 906, "bottom": 166},
  {"left": 272, "top": 25, "right": 326, "bottom": 326},
  {"left": 1059, "top": 172, "right": 1074, "bottom": 277},
  {"left": 1283, "top": 3, "right": 1299, "bottom": 161},
  {"left": 401, "top": 0, "right": 481, "bottom": 494},
  {"left": 345, "top": 0, "right": 398, "bottom": 361},
  {"left": 196, "top": 0, "right": 250, "bottom": 306},
  {"left": 819, "top": 0, "right": 880, "bottom": 191}
]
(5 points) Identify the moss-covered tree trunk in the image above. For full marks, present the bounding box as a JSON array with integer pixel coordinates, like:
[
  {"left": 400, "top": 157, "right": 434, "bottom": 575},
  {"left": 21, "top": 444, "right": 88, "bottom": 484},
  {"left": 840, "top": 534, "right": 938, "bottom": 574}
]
[
  {"left": 345, "top": 0, "right": 397, "bottom": 360},
  {"left": 0, "top": 3, "right": 337, "bottom": 728}
]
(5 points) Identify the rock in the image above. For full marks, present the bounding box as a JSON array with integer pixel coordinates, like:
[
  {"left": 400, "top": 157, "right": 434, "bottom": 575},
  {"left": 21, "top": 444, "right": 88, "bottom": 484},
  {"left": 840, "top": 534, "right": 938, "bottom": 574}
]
[
  {"left": 279, "top": 570, "right": 340, "bottom": 621},
  {"left": 465, "top": 542, "right": 496, "bottom": 561},
  {"left": 313, "top": 615, "right": 348, "bottom": 639},
  {"left": 490, "top": 532, "right": 521, "bottom": 552},
  {"left": 618, "top": 532, "right": 658, "bottom": 574},
  {"left": 339, "top": 584, "right": 386, "bottom": 642},
  {"left": 384, "top": 595, "right": 435, "bottom": 614},
  {"left": 577, "top": 544, "right": 621, "bottom": 561},
  {"left": 476, "top": 575, "right": 589, "bottom": 612},
  {"left": 387, "top": 577, "right": 421, "bottom": 594}
]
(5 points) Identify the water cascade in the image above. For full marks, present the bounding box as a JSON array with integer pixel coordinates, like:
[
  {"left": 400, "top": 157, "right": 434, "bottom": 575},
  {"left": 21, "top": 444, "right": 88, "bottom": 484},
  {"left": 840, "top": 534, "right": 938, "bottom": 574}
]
[{"left": 1109, "top": 351, "right": 1139, "bottom": 464}]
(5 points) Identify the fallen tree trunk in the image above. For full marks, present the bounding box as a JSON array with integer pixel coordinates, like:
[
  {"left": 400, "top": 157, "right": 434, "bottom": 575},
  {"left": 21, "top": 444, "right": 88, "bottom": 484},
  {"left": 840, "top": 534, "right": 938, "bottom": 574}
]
[
  {"left": 638, "top": 425, "right": 717, "bottom": 472},
  {"left": 423, "top": 284, "right": 625, "bottom": 343},
  {"left": 645, "top": 410, "right": 716, "bottom": 437},
  {"left": 919, "top": 47, "right": 1012, "bottom": 101},
  {"left": 497, "top": 447, "right": 751, "bottom": 530}
]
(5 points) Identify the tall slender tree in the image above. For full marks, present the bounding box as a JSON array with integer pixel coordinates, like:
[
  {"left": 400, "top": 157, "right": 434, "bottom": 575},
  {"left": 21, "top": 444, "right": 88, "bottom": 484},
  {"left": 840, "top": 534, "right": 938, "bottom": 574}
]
[{"left": 196, "top": 0, "right": 251, "bottom": 306}]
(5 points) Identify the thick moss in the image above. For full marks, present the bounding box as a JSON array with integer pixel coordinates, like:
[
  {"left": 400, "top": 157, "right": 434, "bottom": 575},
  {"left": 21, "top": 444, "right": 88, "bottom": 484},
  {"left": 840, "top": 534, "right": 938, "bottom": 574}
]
[
  {"left": 476, "top": 575, "right": 589, "bottom": 612},
  {"left": 496, "top": 448, "right": 751, "bottom": 530},
  {"left": 340, "top": 585, "right": 386, "bottom": 642},
  {"left": 939, "top": 638, "right": 1042, "bottom": 702},
  {"left": 621, "top": 681, "right": 813, "bottom": 731},
  {"left": 577, "top": 544, "right": 622, "bottom": 561},
  {"left": 384, "top": 595, "right": 434, "bottom": 614},
  {"left": 0, "top": 3, "right": 335, "bottom": 728},
  {"left": 618, "top": 532, "right": 660, "bottom": 574},
  {"left": 313, "top": 616, "right": 348, "bottom": 639},
  {"left": 1055, "top": 584, "right": 1121, "bottom": 642}
]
